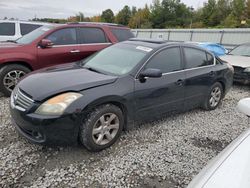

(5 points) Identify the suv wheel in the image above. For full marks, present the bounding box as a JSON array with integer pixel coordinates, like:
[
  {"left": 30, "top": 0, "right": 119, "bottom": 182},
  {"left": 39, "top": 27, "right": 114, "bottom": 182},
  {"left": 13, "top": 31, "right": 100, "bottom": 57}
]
[
  {"left": 203, "top": 82, "right": 223, "bottom": 111},
  {"left": 79, "top": 104, "right": 124, "bottom": 152},
  {"left": 0, "top": 64, "right": 31, "bottom": 97}
]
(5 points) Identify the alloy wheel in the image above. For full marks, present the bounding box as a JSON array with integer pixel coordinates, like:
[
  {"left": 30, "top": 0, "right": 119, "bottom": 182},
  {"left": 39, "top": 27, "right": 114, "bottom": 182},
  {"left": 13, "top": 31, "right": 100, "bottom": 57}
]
[
  {"left": 92, "top": 113, "right": 120, "bottom": 146},
  {"left": 209, "top": 86, "right": 222, "bottom": 108},
  {"left": 3, "top": 70, "right": 26, "bottom": 92}
]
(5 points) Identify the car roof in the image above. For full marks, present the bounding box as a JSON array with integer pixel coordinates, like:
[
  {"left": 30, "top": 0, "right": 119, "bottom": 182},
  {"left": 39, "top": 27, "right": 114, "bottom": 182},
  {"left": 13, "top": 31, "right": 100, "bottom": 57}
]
[
  {"left": 66, "top": 22, "right": 130, "bottom": 29},
  {"left": 125, "top": 38, "right": 199, "bottom": 49},
  {"left": 0, "top": 20, "right": 50, "bottom": 25}
]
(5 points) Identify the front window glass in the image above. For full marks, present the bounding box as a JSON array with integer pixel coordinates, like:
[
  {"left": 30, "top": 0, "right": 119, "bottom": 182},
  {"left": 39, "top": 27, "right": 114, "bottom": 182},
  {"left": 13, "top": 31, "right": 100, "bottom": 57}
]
[
  {"left": 82, "top": 44, "right": 148, "bottom": 75},
  {"left": 46, "top": 28, "right": 77, "bottom": 45},
  {"left": 145, "top": 47, "right": 182, "bottom": 73},
  {"left": 16, "top": 25, "right": 55, "bottom": 44},
  {"left": 229, "top": 45, "right": 250, "bottom": 56}
]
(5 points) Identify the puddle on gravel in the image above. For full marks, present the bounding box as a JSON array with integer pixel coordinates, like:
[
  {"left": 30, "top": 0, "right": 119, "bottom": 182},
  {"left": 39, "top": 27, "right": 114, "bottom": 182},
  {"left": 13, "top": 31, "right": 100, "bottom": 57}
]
[{"left": 191, "top": 137, "right": 230, "bottom": 153}]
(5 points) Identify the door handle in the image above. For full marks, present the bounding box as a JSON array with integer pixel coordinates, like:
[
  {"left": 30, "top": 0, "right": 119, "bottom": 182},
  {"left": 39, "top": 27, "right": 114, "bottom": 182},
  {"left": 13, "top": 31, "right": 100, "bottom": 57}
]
[
  {"left": 70, "top": 50, "right": 80, "bottom": 53},
  {"left": 175, "top": 79, "right": 184, "bottom": 86}
]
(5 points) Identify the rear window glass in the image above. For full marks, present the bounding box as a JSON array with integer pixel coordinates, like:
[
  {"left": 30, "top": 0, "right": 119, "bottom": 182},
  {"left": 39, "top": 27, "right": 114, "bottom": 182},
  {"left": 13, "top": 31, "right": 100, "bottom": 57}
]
[
  {"left": 111, "top": 28, "right": 134, "bottom": 42},
  {"left": 78, "top": 28, "right": 107, "bottom": 44},
  {"left": 0, "top": 22, "right": 15, "bottom": 36},
  {"left": 184, "top": 47, "right": 211, "bottom": 69},
  {"left": 20, "top": 23, "right": 42, "bottom": 35}
]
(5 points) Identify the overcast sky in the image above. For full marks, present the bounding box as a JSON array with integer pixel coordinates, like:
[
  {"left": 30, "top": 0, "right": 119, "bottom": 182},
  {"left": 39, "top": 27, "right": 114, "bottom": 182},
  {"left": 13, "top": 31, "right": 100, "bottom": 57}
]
[{"left": 0, "top": 0, "right": 207, "bottom": 20}]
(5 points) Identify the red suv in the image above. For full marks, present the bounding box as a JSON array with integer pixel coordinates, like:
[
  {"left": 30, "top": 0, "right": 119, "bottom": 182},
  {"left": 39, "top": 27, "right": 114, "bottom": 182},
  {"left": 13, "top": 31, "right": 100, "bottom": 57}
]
[{"left": 0, "top": 22, "right": 134, "bottom": 96}]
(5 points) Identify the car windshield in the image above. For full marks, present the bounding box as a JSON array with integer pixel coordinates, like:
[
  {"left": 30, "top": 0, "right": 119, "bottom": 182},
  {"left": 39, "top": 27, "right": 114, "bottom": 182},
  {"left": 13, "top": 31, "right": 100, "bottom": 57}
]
[
  {"left": 82, "top": 43, "right": 150, "bottom": 76},
  {"left": 229, "top": 45, "right": 250, "bottom": 57},
  {"left": 16, "top": 25, "right": 55, "bottom": 44}
]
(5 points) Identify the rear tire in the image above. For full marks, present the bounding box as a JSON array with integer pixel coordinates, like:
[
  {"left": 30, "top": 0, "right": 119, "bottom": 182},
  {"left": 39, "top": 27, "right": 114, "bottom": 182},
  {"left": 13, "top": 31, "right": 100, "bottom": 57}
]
[
  {"left": 79, "top": 104, "right": 124, "bottom": 152},
  {"left": 203, "top": 82, "right": 223, "bottom": 111},
  {"left": 0, "top": 64, "right": 30, "bottom": 97}
]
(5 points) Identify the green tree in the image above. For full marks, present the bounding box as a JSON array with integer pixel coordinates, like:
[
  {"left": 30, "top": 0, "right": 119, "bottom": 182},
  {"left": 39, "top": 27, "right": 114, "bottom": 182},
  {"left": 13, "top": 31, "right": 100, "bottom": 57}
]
[
  {"left": 75, "top": 12, "right": 85, "bottom": 22},
  {"left": 150, "top": 0, "right": 165, "bottom": 28},
  {"left": 150, "top": 0, "right": 192, "bottom": 28},
  {"left": 115, "top": 5, "right": 132, "bottom": 25},
  {"left": 101, "top": 9, "right": 114, "bottom": 23},
  {"left": 201, "top": 0, "right": 218, "bottom": 26},
  {"left": 231, "top": 0, "right": 245, "bottom": 18},
  {"left": 129, "top": 5, "right": 151, "bottom": 28}
]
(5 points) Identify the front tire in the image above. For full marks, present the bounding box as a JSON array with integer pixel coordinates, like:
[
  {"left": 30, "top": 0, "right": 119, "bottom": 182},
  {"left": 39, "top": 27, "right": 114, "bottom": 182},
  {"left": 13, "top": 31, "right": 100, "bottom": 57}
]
[
  {"left": 0, "top": 64, "right": 30, "bottom": 97},
  {"left": 203, "top": 82, "right": 223, "bottom": 111},
  {"left": 79, "top": 104, "right": 124, "bottom": 152}
]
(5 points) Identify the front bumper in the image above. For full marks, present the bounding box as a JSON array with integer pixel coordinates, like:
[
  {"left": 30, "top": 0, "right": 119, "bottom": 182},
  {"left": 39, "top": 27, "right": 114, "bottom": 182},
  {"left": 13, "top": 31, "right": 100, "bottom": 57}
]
[
  {"left": 10, "top": 107, "right": 81, "bottom": 145},
  {"left": 233, "top": 67, "right": 250, "bottom": 84}
]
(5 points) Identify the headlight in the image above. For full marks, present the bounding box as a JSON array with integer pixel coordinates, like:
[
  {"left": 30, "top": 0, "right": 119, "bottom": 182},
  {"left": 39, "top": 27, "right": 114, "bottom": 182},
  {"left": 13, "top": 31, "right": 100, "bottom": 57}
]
[
  {"left": 35, "top": 92, "right": 82, "bottom": 115},
  {"left": 243, "top": 67, "right": 250, "bottom": 73}
]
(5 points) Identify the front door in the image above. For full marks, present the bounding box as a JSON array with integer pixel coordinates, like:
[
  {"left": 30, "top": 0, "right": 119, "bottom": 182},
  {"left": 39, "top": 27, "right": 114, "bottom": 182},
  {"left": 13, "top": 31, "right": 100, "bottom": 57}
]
[
  {"left": 134, "top": 46, "right": 186, "bottom": 120},
  {"left": 37, "top": 28, "right": 81, "bottom": 68}
]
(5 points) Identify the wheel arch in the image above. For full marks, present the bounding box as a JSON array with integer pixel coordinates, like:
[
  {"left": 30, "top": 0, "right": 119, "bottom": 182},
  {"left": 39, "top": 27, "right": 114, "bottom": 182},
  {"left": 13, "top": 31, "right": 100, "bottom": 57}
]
[
  {"left": 0, "top": 61, "right": 33, "bottom": 71},
  {"left": 80, "top": 95, "right": 131, "bottom": 130},
  {"left": 215, "top": 79, "right": 226, "bottom": 96}
]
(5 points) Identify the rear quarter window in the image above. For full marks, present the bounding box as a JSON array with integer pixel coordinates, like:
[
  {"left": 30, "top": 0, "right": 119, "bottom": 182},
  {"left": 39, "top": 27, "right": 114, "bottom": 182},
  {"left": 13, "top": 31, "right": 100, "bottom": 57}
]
[
  {"left": 20, "top": 23, "right": 42, "bottom": 35},
  {"left": 111, "top": 28, "right": 134, "bottom": 42},
  {"left": 0, "top": 22, "right": 15, "bottom": 36}
]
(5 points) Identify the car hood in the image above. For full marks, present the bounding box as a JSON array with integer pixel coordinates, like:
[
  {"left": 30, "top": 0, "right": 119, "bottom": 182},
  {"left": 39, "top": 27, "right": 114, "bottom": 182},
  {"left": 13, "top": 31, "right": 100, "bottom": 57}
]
[
  {"left": 220, "top": 55, "right": 250, "bottom": 68},
  {"left": 17, "top": 63, "right": 118, "bottom": 101},
  {"left": 188, "top": 128, "right": 250, "bottom": 188},
  {"left": 0, "top": 42, "right": 24, "bottom": 48}
]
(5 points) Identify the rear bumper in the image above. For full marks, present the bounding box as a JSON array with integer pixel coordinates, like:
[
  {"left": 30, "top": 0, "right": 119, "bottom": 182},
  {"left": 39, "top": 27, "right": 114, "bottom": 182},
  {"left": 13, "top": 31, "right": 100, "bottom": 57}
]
[{"left": 10, "top": 107, "right": 80, "bottom": 145}]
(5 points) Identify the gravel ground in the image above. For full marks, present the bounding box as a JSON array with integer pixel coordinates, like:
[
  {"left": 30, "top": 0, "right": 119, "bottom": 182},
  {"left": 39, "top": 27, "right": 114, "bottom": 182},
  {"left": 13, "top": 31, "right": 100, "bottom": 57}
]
[{"left": 0, "top": 85, "right": 249, "bottom": 188}]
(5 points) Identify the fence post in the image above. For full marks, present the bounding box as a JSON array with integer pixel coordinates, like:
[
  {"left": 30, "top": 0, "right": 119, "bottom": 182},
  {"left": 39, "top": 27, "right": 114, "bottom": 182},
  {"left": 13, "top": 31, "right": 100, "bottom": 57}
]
[
  {"left": 168, "top": 30, "right": 171, "bottom": 40},
  {"left": 190, "top": 30, "right": 194, "bottom": 41},
  {"left": 220, "top": 30, "right": 225, "bottom": 44},
  {"left": 150, "top": 30, "right": 153, "bottom": 38}
]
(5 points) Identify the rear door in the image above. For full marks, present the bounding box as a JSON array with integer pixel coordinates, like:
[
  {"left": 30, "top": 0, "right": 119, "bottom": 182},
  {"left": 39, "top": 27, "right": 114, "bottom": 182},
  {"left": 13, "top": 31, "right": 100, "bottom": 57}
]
[
  {"left": 37, "top": 28, "right": 81, "bottom": 67},
  {"left": 134, "top": 46, "right": 186, "bottom": 120},
  {"left": 77, "top": 27, "right": 112, "bottom": 59},
  {"left": 182, "top": 46, "right": 216, "bottom": 108}
]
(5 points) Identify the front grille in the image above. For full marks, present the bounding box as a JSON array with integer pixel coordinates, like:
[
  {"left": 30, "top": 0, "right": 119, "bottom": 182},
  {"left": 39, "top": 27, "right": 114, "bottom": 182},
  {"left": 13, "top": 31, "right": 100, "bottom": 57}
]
[
  {"left": 233, "top": 66, "right": 244, "bottom": 73},
  {"left": 13, "top": 88, "right": 34, "bottom": 111}
]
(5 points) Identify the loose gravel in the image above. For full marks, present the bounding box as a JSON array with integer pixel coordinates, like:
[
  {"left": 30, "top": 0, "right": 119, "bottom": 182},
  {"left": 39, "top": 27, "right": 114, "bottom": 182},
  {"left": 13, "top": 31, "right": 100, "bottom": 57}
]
[{"left": 0, "top": 85, "right": 249, "bottom": 188}]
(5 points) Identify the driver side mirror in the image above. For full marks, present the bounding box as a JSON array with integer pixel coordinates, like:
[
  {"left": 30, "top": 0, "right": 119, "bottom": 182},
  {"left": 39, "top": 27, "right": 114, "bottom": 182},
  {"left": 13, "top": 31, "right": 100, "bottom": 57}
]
[
  {"left": 139, "top": 68, "right": 162, "bottom": 82},
  {"left": 39, "top": 39, "right": 53, "bottom": 48}
]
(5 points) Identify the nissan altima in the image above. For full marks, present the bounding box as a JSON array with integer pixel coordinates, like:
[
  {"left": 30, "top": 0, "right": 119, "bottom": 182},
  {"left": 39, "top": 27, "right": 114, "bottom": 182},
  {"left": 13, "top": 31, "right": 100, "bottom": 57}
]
[{"left": 10, "top": 39, "right": 234, "bottom": 151}]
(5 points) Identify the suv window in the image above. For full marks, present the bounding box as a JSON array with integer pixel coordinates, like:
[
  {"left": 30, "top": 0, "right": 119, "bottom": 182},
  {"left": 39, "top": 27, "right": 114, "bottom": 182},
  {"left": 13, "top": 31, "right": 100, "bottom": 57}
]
[
  {"left": 20, "top": 23, "right": 42, "bottom": 35},
  {"left": 145, "top": 47, "right": 182, "bottom": 73},
  {"left": 183, "top": 47, "right": 212, "bottom": 69},
  {"left": 111, "top": 28, "right": 134, "bottom": 42},
  {"left": 77, "top": 28, "right": 107, "bottom": 44},
  {"left": 0, "top": 22, "right": 15, "bottom": 36},
  {"left": 46, "top": 28, "right": 77, "bottom": 45}
]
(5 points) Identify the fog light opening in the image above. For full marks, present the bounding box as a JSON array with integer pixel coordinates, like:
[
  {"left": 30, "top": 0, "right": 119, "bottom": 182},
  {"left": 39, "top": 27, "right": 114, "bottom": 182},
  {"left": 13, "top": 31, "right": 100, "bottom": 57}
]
[{"left": 32, "top": 131, "right": 43, "bottom": 140}]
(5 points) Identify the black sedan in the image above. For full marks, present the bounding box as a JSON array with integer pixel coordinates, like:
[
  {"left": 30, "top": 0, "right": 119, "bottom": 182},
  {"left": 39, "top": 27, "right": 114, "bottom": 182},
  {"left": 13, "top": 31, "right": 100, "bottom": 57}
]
[{"left": 10, "top": 39, "right": 234, "bottom": 151}]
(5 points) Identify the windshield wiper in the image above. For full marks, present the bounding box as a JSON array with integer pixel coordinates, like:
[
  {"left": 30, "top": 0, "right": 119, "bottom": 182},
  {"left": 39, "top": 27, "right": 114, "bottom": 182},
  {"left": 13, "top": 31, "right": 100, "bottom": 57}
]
[{"left": 84, "top": 66, "right": 105, "bottom": 74}]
